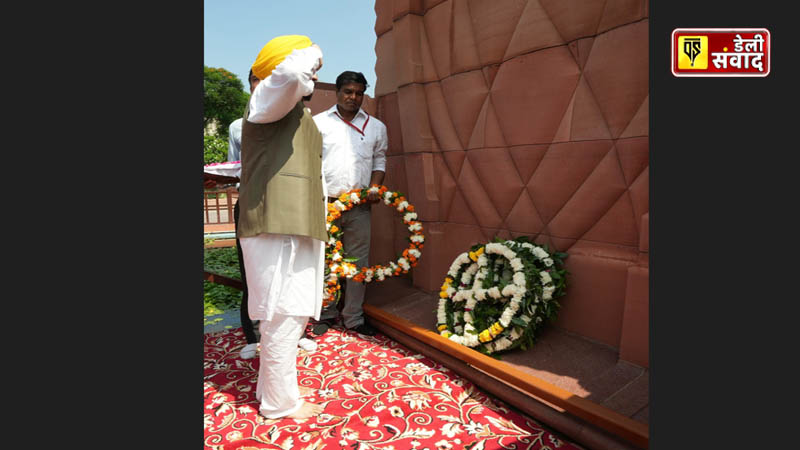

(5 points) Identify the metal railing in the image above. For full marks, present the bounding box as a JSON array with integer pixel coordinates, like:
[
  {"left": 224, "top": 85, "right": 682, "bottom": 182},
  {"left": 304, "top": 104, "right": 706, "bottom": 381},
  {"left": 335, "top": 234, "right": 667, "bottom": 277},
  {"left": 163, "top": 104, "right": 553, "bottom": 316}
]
[{"left": 203, "top": 187, "right": 238, "bottom": 225}]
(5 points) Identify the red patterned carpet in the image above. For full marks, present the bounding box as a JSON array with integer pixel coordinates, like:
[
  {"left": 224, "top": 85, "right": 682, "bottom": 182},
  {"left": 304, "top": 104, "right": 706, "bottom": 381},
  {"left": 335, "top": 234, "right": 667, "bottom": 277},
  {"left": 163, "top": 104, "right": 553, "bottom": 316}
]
[{"left": 204, "top": 326, "right": 584, "bottom": 450}]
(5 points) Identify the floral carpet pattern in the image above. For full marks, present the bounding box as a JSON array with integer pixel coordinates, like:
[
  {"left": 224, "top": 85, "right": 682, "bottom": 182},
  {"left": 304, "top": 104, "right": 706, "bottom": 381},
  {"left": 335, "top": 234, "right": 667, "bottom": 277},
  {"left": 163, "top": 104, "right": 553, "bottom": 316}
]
[{"left": 204, "top": 326, "right": 583, "bottom": 450}]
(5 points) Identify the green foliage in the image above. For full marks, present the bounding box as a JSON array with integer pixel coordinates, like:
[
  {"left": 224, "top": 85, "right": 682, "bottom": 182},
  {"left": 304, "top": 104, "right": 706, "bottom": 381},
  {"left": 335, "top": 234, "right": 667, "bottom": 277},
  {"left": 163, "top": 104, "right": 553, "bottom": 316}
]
[
  {"left": 204, "top": 66, "right": 249, "bottom": 139},
  {"left": 204, "top": 281, "right": 241, "bottom": 310},
  {"left": 204, "top": 293, "right": 227, "bottom": 326},
  {"left": 471, "top": 301, "right": 502, "bottom": 335},
  {"left": 204, "top": 247, "right": 243, "bottom": 324},
  {"left": 204, "top": 134, "right": 228, "bottom": 165},
  {"left": 204, "top": 247, "right": 241, "bottom": 279}
]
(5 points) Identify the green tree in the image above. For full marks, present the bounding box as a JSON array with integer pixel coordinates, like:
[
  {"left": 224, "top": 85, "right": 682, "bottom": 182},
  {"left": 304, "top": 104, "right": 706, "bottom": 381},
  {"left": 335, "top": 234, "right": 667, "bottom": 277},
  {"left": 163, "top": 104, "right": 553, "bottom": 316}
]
[
  {"left": 204, "top": 135, "right": 228, "bottom": 165},
  {"left": 204, "top": 66, "right": 249, "bottom": 139}
]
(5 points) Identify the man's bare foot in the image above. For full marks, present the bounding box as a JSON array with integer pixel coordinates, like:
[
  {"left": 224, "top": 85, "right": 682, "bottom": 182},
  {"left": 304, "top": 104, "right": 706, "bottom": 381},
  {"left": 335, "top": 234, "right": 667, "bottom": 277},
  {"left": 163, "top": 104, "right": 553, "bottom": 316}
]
[
  {"left": 286, "top": 400, "right": 324, "bottom": 419},
  {"left": 298, "top": 386, "right": 316, "bottom": 397}
]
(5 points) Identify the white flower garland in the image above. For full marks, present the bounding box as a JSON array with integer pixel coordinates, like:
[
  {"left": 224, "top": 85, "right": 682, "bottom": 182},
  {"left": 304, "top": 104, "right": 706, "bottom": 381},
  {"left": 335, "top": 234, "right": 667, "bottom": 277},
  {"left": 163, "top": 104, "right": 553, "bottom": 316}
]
[{"left": 436, "top": 239, "right": 567, "bottom": 354}]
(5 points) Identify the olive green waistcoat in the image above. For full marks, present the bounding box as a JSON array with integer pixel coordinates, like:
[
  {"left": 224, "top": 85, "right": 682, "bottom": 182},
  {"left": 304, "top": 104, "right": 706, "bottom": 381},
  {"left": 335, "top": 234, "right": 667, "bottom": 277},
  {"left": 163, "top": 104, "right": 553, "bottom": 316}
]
[{"left": 237, "top": 101, "right": 327, "bottom": 242}]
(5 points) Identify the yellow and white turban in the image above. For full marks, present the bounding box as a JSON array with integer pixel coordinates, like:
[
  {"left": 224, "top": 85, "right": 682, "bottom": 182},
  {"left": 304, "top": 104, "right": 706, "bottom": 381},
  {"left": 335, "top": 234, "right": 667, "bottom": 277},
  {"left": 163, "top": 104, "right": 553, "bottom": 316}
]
[{"left": 251, "top": 35, "right": 313, "bottom": 80}]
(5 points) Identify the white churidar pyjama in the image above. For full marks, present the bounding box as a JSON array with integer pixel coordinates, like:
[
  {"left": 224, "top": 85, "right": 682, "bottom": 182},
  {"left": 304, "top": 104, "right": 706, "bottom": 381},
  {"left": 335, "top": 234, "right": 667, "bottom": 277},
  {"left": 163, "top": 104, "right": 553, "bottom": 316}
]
[
  {"left": 240, "top": 233, "right": 325, "bottom": 418},
  {"left": 255, "top": 314, "right": 309, "bottom": 418}
]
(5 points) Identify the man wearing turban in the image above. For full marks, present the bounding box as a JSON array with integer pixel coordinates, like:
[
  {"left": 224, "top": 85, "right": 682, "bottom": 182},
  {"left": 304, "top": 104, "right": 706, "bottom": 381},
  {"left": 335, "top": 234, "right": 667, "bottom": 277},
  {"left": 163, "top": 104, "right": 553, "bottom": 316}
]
[{"left": 236, "top": 34, "right": 327, "bottom": 420}]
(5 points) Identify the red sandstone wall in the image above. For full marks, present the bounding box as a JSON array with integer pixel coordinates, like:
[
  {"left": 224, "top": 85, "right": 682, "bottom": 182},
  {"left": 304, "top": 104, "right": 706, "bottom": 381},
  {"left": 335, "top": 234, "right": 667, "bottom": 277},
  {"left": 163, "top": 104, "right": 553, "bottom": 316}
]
[{"left": 371, "top": 0, "right": 649, "bottom": 367}]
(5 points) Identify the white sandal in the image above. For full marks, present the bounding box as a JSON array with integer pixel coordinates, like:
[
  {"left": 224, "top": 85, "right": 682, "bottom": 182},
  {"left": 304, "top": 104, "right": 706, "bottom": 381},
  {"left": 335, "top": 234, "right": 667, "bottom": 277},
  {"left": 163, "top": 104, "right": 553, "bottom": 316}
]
[
  {"left": 239, "top": 343, "right": 258, "bottom": 359},
  {"left": 298, "top": 338, "right": 317, "bottom": 352}
]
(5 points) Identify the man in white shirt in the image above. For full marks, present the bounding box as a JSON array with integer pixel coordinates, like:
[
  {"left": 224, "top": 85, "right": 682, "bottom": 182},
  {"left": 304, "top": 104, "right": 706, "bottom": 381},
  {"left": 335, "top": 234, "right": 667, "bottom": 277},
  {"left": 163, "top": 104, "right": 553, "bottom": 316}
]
[{"left": 312, "top": 71, "right": 389, "bottom": 337}]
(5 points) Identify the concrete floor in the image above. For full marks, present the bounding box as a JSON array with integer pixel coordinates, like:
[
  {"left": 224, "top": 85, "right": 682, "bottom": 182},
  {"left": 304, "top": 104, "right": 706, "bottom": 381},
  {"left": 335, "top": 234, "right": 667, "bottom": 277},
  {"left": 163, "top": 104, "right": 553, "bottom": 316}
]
[{"left": 204, "top": 308, "right": 245, "bottom": 334}]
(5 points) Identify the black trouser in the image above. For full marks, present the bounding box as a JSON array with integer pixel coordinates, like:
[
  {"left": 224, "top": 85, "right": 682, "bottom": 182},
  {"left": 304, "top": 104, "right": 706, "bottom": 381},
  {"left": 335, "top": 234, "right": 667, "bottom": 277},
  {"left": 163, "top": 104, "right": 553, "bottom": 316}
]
[{"left": 234, "top": 200, "right": 258, "bottom": 344}]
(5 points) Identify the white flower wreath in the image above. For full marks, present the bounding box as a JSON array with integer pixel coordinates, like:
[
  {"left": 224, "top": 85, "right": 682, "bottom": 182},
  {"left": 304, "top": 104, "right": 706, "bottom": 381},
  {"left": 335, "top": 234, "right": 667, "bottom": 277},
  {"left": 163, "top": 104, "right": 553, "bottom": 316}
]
[{"left": 436, "top": 238, "right": 567, "bottom": 354}]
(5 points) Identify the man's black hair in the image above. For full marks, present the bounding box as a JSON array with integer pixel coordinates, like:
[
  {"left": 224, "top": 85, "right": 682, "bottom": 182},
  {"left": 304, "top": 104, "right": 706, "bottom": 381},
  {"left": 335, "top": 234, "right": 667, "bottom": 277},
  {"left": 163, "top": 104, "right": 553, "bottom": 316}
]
[{"left": 335, "top": 71, "right": 369, "bottom": 91}]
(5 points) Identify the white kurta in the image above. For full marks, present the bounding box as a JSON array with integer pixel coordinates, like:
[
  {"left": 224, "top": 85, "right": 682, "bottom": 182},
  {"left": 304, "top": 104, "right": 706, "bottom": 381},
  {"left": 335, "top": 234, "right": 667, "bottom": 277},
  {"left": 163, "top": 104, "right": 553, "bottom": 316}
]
[
  {"left": 237, "top": 44, "right": 326, "bottom": 418},
  {"left": 240, "top": 233, "right": 324, "bottom": 322}
]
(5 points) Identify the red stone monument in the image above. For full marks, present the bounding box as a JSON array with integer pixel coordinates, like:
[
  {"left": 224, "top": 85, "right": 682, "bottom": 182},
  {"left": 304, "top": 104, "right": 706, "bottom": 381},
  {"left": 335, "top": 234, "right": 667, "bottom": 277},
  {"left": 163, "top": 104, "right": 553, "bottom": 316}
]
[{"left": 370, "top": 0, "right": 649, "bottom": 370}]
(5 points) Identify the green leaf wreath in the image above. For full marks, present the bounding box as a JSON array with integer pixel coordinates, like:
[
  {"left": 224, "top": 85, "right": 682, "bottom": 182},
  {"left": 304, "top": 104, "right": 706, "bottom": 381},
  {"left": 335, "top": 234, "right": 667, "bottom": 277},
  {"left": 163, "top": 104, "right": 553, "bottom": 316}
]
[{"left": 436, "top": 237, "right": 568, "bottom": 355}]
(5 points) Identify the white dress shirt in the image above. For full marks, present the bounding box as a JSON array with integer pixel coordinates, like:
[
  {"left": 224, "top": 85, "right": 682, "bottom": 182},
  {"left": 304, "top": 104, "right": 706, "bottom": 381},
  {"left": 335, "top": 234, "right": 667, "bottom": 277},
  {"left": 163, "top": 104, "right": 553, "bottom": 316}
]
[
  {"left": 227, "top": 118, "right": 243, "bottom": 162},
  {"left": 227, "top": 118, "right": 243, "bottom": 187},
  {"left": 314, "top": 104, "right": 388, "bottom": 197}
]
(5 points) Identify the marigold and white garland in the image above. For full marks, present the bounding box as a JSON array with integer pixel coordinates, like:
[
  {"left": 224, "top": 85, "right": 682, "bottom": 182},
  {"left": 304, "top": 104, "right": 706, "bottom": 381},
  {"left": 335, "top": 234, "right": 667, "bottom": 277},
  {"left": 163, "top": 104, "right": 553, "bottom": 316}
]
[
  {"left": 436, "top": 237, "right": 567, "bottom": 354},
  {"left": 323, "top": 185, "right": 425, "bottom": 307}
]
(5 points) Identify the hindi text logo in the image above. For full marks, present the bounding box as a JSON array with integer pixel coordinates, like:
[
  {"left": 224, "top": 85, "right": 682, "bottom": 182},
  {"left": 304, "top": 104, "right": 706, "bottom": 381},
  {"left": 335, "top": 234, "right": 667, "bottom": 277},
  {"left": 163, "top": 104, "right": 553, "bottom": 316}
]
[{"left": 672, "top": 28, "right": 770, "bottom": 77}]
